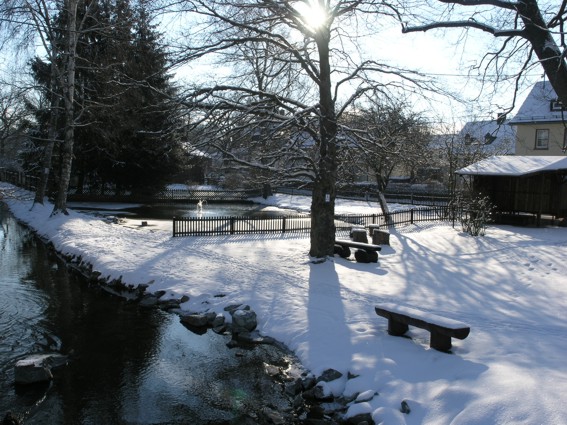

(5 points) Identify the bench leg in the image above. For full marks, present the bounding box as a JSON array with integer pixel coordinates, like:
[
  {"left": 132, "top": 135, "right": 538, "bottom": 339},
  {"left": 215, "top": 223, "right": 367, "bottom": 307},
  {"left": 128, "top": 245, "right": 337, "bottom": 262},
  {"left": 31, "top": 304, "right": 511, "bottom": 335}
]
[
  {"left": 388, "top": 319, "right": 409, "bottom": 336},
  {"left": 430, "top": 332, "right": 452, "bottom": 352}
]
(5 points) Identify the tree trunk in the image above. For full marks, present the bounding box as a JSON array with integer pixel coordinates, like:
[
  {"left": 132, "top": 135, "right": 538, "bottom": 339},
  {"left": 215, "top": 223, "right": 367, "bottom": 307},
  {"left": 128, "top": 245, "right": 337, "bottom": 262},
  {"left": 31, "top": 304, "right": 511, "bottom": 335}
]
[
  {"left": 519, "top": 0, "right": 567, "bottom": 104},
  {"left": 53, "top": 0, "right": 79, "bottom": 215},
  {"left": 309, "top": 31, "right": 338, "bottom": 259},
  {"left": 34, "top": 61, "right": 60, "bottom": 206}
]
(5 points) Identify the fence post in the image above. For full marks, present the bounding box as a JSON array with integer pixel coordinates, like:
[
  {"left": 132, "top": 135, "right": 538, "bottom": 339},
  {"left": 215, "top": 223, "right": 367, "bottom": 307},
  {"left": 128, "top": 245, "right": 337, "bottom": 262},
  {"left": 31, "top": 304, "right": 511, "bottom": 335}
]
[
  {"left": 230, "top": 217, "right": 235, "bottom": 235},
  {"left": 173, "top": 217, "right": 177, "bottom": 237},
  {"left": 282, "top": 217, "right": 286, "bottom": 234},
  {"left": 410, "top": 209, "right": 414, "bottom": 224}
]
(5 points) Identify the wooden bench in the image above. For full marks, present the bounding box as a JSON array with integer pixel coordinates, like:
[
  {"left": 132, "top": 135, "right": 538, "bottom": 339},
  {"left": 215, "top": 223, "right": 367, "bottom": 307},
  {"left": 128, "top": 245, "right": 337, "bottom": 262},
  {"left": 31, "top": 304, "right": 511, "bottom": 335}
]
[
  {"left": 375, "top": 303, "right": 470, "bottom": 352},
  {"left": 334, "top": 239, "right": 382, "bottom": 263}
]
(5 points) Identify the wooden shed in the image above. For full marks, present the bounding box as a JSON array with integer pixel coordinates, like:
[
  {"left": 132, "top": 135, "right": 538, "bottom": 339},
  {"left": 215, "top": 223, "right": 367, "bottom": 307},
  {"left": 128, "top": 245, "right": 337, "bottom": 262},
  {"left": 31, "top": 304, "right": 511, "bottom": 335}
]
[{"left": 457, "top": 156, "right": 567, "bottom": 225}]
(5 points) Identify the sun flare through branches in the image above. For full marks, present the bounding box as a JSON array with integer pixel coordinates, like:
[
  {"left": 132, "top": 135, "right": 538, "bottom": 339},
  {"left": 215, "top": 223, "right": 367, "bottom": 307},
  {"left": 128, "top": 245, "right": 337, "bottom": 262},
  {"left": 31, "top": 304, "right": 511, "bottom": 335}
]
[{"left": 294, "top": 1, "right": 329, "bottom": 31}]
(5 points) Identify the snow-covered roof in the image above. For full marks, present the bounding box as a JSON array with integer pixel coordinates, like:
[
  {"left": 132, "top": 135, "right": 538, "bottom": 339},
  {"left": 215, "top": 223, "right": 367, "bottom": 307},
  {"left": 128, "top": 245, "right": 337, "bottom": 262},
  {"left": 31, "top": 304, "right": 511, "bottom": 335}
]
[
  {"left": 510, "top": 81, "right": 566, "bottom": 125},
  {"left": 458, "top": 120, "right": 516, "bottom": 154},
  {"left": 457, "top": 155, "right": 567, "bottom": 176}
]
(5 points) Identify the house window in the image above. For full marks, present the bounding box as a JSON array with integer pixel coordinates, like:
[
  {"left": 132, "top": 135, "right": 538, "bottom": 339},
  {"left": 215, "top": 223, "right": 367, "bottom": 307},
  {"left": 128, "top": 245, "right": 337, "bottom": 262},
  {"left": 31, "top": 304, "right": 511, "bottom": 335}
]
[{"left": 535, "top": 129, "right": 549, "bottom": 150}]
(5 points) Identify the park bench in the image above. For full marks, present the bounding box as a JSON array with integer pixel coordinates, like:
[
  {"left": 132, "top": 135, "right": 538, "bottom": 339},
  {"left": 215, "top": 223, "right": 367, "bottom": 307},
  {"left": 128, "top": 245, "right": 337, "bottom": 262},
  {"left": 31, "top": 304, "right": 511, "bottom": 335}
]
[
  {"left": 334, "top": 239, "right": 382, "bottom": 263},
  {"left": 374, "top": 303, "right": 470, "bottom": 352}
]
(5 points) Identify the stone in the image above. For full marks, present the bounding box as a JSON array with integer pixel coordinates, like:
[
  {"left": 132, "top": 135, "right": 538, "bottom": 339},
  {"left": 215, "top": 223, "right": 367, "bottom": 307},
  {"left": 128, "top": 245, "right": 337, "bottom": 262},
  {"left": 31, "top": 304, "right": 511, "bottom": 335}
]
[
  {"left": 138, "top": 294, "right": 158, "bottom": 307},
  {"left": 224, "top": 303, "right": 250, "bottom": 314},
  {"left": 400, "top": 400, "right": 411, "bottom": 414},
  {"left": 2, "top": 412, "right": 20, "bottom": 425},
  {"left": 372, "top": 230, "right": 390, "bottom": 246},
  {"left": 350, "top": 228, "right": 368, "bottom": 243},
  {"left": 354, "top": 249, "right": 378, "bottom": 263},
  {"left": 318, "top": 368, "right": 343, "bottom": 383},
  {"left": 180, "top": 313, "right": 209, "bottom": 328},
  {"left": 14, "top": 353, "right": 67, "bottom": 384},
  {"left": 211, "top": 314, "right": 228, "bottom": 334},
  {"left": 355, "top": 390, "right": 377, "bottom": 403},
  {"left": 345, "top": 413, "right": 373, "bottom": 425},
  {"left": 231, "top": 309, "right": 257, "bottom": 333}
]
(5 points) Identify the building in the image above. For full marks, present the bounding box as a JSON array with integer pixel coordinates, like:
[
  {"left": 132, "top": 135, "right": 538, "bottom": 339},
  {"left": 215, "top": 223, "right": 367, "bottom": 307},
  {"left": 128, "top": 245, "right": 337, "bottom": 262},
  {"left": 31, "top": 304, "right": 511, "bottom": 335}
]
[
  {"left": 457, "top": 155, "right": 567, "bottom": 225},
  {"left": 510, "top": 81, "right": 567, "bottom": 155}
]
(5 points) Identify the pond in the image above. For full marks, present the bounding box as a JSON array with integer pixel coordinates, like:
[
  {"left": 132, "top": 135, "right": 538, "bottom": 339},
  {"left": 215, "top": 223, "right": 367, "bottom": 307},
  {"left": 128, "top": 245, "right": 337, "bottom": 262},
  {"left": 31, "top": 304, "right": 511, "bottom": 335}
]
[
  {"left": 68, "top": 201, "right": 304, "bottom": 221},
  {"left": 0, "top": 204, "right": 310, "bottom": 424}
]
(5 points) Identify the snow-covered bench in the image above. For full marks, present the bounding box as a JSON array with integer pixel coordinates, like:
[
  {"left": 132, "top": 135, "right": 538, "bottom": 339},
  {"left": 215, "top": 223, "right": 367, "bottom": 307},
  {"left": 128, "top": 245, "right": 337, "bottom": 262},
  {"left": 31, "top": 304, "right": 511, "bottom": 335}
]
[
  {"left": 334, "top": 239, "right": 382, "bottom": 263},
  {"left": 375, "top": 303, "right": 470, "bottom": 352}
]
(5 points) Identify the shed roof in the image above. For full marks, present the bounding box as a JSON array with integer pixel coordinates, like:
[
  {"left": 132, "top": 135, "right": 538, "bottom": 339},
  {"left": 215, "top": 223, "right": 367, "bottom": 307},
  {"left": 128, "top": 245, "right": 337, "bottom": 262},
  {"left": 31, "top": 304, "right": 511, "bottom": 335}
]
[{"left": 457, "top": 155, "right": 567, "bottom": 176}]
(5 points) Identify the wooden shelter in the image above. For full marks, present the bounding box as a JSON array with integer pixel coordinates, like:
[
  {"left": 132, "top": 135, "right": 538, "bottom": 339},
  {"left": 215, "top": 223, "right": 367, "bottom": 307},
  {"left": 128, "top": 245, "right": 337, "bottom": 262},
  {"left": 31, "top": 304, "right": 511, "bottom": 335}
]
[{"left": 457, "top": 156, "right": 567, "bottom": 225}]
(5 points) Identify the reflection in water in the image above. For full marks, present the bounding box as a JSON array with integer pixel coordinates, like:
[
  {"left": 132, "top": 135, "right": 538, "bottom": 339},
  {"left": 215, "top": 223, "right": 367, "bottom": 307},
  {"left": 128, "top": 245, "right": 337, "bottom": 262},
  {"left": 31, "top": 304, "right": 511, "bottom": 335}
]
[{"left": 0, "top": 204, "right": 299, "bottom": 424}]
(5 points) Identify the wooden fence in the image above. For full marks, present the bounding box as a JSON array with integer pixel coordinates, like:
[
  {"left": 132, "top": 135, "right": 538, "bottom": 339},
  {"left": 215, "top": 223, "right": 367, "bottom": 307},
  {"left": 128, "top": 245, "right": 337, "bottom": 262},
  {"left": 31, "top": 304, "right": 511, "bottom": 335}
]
[
  {"left": 0, "top": 169, "right": 39, "bottom": 192},
  {"left": 172, "top": 206, "right": 458, "bottom": 237}
]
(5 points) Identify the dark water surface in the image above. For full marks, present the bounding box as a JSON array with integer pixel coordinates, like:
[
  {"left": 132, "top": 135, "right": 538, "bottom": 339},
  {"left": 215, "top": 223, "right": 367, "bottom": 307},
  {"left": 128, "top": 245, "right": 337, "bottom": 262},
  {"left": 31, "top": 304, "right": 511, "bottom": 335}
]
[
  {"left": 0, "top": 204, "right": 300, "bottom": 424},
  {"left": 68, "top": 202, "right": 303, "bottom": 221}
]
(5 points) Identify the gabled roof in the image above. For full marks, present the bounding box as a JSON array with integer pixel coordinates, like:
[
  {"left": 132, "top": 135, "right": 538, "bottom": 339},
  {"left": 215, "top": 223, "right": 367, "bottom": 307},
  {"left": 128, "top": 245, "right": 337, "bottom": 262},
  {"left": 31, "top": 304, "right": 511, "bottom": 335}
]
[
  {"left": 458, "top": 120, "right": 516, "bottom": 154},
  {"left": 510, "top": 81, "right": 566, "bottom": 125},
  {"left": 457, "top": 155, "right": 567, "bottom": 176}
]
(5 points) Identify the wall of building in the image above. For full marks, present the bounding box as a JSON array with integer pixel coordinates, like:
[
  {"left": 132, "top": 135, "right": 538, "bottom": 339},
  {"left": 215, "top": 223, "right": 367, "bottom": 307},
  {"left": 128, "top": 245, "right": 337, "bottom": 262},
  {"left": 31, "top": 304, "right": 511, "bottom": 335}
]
[{"left": 515, "top": 123, "right": 566, "bottom": 155}]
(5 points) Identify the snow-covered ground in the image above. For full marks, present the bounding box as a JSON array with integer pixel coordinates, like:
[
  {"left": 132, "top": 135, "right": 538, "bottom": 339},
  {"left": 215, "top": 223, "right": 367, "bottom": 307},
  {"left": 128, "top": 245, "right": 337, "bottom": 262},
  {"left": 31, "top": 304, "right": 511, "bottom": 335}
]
[{"left": 3, "top": 185, "right": 567, "bottom": 424}]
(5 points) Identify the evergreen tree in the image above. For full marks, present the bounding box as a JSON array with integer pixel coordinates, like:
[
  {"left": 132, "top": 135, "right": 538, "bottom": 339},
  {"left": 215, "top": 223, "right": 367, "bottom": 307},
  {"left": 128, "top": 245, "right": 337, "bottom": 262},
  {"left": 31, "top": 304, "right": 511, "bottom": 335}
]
[{"left": 30, "top": 0, "right": 183, "bottom": 197}]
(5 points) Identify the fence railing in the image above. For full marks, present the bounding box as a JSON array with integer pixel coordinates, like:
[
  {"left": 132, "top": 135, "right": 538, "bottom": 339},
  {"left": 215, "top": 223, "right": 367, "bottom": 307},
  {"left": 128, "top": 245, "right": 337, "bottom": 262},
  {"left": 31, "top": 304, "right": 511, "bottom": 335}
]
[
  {"left": 173, "top": 206, "right": 458, "bottom": 237},
  {"left": 173, "top": 215, "right": 313, "bottom": 236},
  {"left": 0, "top": 169, "right": 39, "bottom": 192}
]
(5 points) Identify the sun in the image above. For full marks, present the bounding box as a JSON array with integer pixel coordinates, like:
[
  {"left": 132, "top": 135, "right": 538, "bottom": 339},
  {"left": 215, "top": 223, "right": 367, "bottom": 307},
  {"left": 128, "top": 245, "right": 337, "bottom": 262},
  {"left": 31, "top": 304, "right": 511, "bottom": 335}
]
[{"left": 295, "top": 1, "right": 329, "bottom": 31}]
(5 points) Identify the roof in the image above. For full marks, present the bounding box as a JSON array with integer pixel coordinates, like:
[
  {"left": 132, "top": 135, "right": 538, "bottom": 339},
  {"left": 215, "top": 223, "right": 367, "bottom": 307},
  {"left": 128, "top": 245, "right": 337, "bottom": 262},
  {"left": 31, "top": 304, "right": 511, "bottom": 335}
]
[
  {"left": 510, "top": 81, "right": 566, "bottom": 125},
  {"left": 457, "top": 155, "right": 567, "bottom": 176},
  {"left": 458, "top": 120, "right": 516, "bottom": 154}
]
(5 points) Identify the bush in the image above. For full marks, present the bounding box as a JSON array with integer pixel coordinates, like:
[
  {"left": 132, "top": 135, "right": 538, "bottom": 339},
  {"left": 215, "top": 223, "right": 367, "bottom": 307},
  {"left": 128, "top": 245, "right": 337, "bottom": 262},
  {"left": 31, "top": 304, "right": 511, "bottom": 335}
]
[{"left": 460, "top": 195, "right": 494, "bottom": 236}]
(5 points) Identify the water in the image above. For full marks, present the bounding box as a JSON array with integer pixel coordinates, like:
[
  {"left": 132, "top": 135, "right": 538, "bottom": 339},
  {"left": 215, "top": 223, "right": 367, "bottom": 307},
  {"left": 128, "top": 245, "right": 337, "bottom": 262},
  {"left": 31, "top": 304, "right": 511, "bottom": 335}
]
[
  {"left": 68, "top": 202, "right": 303, "bottom": 221},
  {"left": 0, "top": 204, "right": 303, "bottom": 424}
]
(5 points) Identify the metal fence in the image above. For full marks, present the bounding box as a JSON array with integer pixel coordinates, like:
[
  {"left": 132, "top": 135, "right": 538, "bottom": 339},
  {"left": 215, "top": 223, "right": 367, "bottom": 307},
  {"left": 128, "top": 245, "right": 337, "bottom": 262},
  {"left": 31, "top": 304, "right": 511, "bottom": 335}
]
[{"left": 173, "top": 206, "right": 457, "bottom": 237}]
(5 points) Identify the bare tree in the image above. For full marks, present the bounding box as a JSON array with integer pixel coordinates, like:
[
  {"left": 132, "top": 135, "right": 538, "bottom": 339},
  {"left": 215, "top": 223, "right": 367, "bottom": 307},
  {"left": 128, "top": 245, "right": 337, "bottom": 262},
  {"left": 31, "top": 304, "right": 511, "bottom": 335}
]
[
  {"left": 402, "top": 0, "right": 567, "bottom": 108},
  {"left": 340, "top": 101, "right": 432, "bottom": 217},
  {"left": 1, "top": 0, "right": 97, "bottom": 214},
  {"left": 170, "top": 0, "right": 441, "bottom": 258}
]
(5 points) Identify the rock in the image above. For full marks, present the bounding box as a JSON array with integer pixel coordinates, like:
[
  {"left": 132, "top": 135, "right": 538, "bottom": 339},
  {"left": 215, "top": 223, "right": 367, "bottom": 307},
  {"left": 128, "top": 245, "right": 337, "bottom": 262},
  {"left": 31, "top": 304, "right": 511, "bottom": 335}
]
[
  {"left": 372, "top": 230, "right": 390, "bottom": 245},
  {"left": 400, "top": 400, "right": 411, "bottom": 414},
  {"left": 139, "top": 294, "right": 158, "bottom": 307},
  {"left": 355, "top": 390, "right": 377, "bottom": 403},
  {"left": 231, "top": 309, "right": 257, "bottom": 333},
  {"left": 302, "top": 385, "right": 332, "bottom": 401},
  {"left": 224, "top": 303, "right": 250, "bottom": 314},
  {"left": 350, "top": 228, "right": 368, "bottom": 243},
  {"left": 14, "top": 353, "right": 67, "bottom": 384},
  {"left": 345, "top": 413, "right": 373, "bottom": 424},
  {"left": 180, "top": 313, "right": 209, "bottom": 328},
  {"left": 211, "top": 314, "right": 228, "bottom": 334},
  {"left": 285, "top": 378, "right": 302, "bottom": 396},
  {"left": 354, "top": 250, "right": 378, "bottom": 263},
  {"left": 2, "top": 412, "right": 20, "bottom": 425},
  {"left": 302, "top": 375, "right": 317, "bottom": 390},
  {"left": 318, "top": 368, "right": 343, "bottom": 383},
  {"left": 262, "top": 407, "right": 286, "bottom": 424}
]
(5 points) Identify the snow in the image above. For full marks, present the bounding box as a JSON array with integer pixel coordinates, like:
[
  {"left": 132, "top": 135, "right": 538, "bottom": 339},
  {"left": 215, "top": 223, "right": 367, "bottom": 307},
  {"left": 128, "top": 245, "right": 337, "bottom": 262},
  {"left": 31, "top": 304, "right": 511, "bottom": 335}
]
[
  {"left": 3, "top": 184, "right": 567, "bottom": 424},
  {"left": 456, "top": 155, "right": 567, "bottom": 176},
  {"left": 510, "top": 81, "right": 564, "bottom": 124}
]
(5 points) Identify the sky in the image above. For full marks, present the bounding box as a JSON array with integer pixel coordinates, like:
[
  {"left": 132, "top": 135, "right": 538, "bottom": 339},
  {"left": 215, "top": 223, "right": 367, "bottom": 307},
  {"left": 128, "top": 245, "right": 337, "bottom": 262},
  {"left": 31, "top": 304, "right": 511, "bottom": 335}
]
[
  {"left": 3, "top": 183, "right": 567, "bottom": 424},
  {"left": 0, "top": 1, "right": 548, "bottom": 132},
  {"left": 164, "top": 3, "right": 544, "bottom": 129}
]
